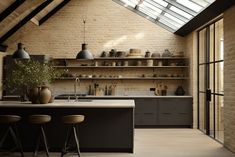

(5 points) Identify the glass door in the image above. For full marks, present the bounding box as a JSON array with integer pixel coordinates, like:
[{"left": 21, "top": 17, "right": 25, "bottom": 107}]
[{"left": 198, "top": 19, "right": 224, "bottom": 142}]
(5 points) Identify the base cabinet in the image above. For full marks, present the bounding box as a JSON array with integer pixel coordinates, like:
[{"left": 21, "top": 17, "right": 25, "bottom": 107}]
[
  {"left": 158, "top": 98, "right": 192, "bottom": 126},
  {"left": 134, "top": 98, "right": 192, "bottom": 127},
  {"left": 135, "top": 99, "right": 158, "bottom": 125}
]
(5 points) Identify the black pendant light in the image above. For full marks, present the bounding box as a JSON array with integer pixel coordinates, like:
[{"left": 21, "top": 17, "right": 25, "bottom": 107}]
[
  {"left": 76, "top": 19, "right": 94, "bottom": 59},
  {"left": 12, "top": 43, "right": 30, "bottom": 59}
]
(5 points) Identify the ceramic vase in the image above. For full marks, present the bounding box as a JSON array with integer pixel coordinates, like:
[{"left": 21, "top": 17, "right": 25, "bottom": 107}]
[
  {"left": 30, "top": 87, "right": 40, "bottom": 104},
  {"left": 39, "top": 86, "right": 51, "bottom": 104}
]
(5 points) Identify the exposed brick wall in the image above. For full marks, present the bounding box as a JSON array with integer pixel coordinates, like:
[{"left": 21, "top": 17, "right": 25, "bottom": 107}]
[
  {"left": 4, "top": 0, "right": 186, "bottom": 57},
  {"left": 186, "top": 32, "right": 198, "bottom": 128},
  {"left": 224, "top": 4, "right": 235, "bottom": 153},
  {"left": 0, "top": 0, "right": 187, "bottom": 99}
]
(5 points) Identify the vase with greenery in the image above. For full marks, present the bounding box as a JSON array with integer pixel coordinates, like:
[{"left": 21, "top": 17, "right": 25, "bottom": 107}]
[{"left": 6, "top": 60, "right": 61, "bottom": 103}]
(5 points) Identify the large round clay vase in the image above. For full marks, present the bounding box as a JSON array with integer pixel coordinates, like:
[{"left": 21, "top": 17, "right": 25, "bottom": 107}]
[
  {"left": 39, "top": 86, "right": 51, "bottom": 104},
  {"left": 30, "top": 87, "right": 40, "bottom": 104}
]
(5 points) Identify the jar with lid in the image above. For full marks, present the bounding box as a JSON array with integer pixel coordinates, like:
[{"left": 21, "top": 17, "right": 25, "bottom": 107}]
[{"left": 145, "top": 50, "right": 151, "bottom": 57}]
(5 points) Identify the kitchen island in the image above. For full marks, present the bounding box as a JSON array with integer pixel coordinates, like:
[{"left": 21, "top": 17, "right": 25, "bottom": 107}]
[{"left": 0, "top": 100, "right": 135, "bottom": 153}]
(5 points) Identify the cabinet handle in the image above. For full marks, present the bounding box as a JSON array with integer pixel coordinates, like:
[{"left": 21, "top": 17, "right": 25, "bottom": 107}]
[
  {"left": 162, "top": 113, "right": 171, "bottom": 115},
  {"left": 144, "top": 113, "right": 154, "bottom": 115},
  {"left": 206, "top": 89, "right": 211, "bottom": 102},
  {"left": 179, "top": 113, "right": 187, "bottom": 115}
]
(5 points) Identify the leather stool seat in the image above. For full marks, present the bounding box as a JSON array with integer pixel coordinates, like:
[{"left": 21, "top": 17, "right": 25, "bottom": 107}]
[
  {"left": 0, "top": 115, "right": 21, "bottom": 124},
  {"left": 62, "top": 115, "right": 84, "bottom": 124},
  {"left": 29, "top": 115, "right": 51, "bottom": 124}
]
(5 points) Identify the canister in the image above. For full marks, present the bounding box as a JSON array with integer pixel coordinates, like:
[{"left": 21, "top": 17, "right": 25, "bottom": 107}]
[{"left": 147, "top": 60, "right": 153, "bottom": 66}]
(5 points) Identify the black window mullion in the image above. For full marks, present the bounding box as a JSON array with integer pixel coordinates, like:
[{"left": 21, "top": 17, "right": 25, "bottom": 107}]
[
  {"left": 213, "top": 23, "right": 216, "bottom": 138},
  {"left": 197, "top": 31, "right": 200, "bottom": 129},
  {"left": 205, "top": 27, "right": 210, "bottom": 135}
]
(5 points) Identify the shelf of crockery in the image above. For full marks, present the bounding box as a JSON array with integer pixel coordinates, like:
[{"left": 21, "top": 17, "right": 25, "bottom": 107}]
[
  {"left": 54, "top": 77, "right": 189, "bottom": 80},
  {"left": 53, "top": 66, "right": 188, "bottom": 68}
]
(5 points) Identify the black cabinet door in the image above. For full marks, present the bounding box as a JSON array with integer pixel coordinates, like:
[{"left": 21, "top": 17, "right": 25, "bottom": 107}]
[
  {"left": 158, "top": 98, "right": 192, "bottom": 126},
  {"left": 134, "top": 99, "right": 158, "bottom": 125}
]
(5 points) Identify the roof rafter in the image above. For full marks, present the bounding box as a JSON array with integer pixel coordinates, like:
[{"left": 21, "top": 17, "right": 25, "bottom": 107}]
[
  {"left": 39, "top": 0, "right": 70, "bottom": 25},
  {"left": 0, "top": 0, "right": 26, "bottom": 22},
  {"left": 0, "top": 0, "right": 53, "bottom": 44},
  {"left": 163, "top": 0, "right": 197, "bottom": 16},
  {"left": 113, "top": 0, "right": 175, "bottom": 32},
  {"left": 147, "top": 0, "right": 188, "bottom": 23}
]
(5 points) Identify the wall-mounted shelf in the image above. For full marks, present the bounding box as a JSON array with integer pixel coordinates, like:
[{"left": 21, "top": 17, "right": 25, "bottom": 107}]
[
  {"left": 52, "top": 57, "right": 189, "bottom": 81},
  {"left": 51, "top": 56, "right": 189, "bottom": 96},
  {"left": 53, "top": 65, "right": 188, "bottom": 68},
  {"left": 53, "top": 57, "right": 189, "bottom": 61},
  {"left": 55, "top": 77, "right": 189, "bottom": 80}
]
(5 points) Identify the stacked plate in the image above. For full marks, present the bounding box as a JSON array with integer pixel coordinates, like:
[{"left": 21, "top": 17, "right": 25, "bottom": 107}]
[{"left": 126, "top": 49, "right": 143, "bottom": 58}]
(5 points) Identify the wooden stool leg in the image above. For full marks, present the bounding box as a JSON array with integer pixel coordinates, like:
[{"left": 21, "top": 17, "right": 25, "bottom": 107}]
[
  {"left": 33, "top": 130, "right": 41, "bottom": 157},
  {"left": 10, "top": 125, "right": 24, "bottom": 157},
  {"left": 41, "top": 125, "right": 50, "bottom": 157},
  {"left": 61, "top": 126, "right": 72, "bottom": 157},
  {"left": 73, "top": 125, "right": 81, "bottom": 157},
  {"left": 0, "top": 126, "right": 10, "bottom": 147}
]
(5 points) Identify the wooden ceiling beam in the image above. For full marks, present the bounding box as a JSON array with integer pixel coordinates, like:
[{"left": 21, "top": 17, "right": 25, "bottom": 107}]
[
  {"left": 0, "top": 0, "right": 53, "bottom": 44},
  {"left": 39, "top": 0, "right": 70, "bottom": 25},
  {"left": 0, "top": 0, "right": 26, "bottom": 22},
  {"left": 0, "top": 44, "right": 8, "bottom": 52}
]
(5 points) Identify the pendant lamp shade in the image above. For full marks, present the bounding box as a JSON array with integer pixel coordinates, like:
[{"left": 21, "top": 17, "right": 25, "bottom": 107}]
[
  {"left": 76, "top": 43, "right": 93, "bottom": 59},
  {"left": 12, "top": 43, "right": 30, "bottom": 59},
  {"left": 76, "top": 19, "right": 93, "bottom": 59}
]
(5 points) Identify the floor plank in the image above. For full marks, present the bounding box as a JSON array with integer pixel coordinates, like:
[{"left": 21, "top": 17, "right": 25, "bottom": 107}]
[{"left": 1, "top": 129, "right": 234, "bottom": 157}]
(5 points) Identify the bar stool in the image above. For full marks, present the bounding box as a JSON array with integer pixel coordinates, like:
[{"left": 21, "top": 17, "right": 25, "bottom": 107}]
[
  {"left": 28, "top": 115, "right": 51, "bottom": 157},
  {"left": 0, "top": 115, "right": 24, "bottom": 157},
  {"left": 61, "top": 115, "right": 85, "bottom": 157}
]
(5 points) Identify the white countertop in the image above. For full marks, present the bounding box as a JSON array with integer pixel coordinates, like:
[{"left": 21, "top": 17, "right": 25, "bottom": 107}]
[
  {"left": 77, "top": 95, "right": 193, "bottom": 98},
  {"left": 0, "top": 100, "right": 135, "bottom": 108},
  {"left": 55, "top": 95, "right": 193, "bottom": 99}
]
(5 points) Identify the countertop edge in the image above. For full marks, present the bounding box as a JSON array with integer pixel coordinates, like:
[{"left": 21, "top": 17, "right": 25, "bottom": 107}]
[
  {"left": 0, "top": 100, "right": 135, "bottom": 108},
  {"left": 55, "top": 95, "right": 193, "bottom": 99}
]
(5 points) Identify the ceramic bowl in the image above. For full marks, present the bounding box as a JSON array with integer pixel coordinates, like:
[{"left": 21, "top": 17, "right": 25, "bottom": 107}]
[{"left": 151, "top": 52, "right": 161, "bottom": 57}]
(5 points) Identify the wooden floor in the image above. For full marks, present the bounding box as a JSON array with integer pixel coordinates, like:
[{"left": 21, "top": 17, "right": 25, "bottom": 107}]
[{"left": 1, "top": 129, "right": 235, "bottom": 157}]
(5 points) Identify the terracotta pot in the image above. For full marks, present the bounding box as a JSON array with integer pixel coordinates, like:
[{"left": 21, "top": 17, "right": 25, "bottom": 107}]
[
  {"left": 30, "top": 87, "right": 40, "bottom": 104},
  {"left": 48, "top": 95, "right": 54, "bottom": 103},
  {"left": 39, "top": 86, "right": 51, "bottom": 104}
]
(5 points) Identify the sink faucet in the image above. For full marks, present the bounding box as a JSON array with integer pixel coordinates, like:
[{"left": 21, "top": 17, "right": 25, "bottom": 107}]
[{"left": 74, "top": 77, "right": 80, "bottom": 101}]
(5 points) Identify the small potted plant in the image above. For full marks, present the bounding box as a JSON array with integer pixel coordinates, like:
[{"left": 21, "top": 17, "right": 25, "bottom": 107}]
[{"left": 6, "top": 60, "right": 61, "bottom": 103}]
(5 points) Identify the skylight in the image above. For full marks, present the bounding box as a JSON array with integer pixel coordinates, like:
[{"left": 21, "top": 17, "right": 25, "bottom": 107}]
[{"left": 115, "top": 0, "right": 215, "bottom": 32}]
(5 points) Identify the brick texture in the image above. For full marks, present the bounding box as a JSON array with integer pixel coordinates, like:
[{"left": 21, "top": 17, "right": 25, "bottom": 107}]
[
  {"left": 186, "top": 32, "right": 198, "bottom": 128},
  {"left": 224, "top": 4, "right": 235, "bottom": 153},
  {"left": 0, "top": 0, "right": 188, "bottom": 98},
  {"left": 3, "top": 0, "right": 186, "bottom": 57}
]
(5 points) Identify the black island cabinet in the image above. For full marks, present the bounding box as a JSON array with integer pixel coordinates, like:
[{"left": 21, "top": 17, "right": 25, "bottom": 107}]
[{"left": 0, "top": 100, "right": 135, "bottom": 153}]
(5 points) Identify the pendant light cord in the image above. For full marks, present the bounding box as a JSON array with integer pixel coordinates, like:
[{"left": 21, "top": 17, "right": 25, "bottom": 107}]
[{"left": 83, "top": 19, "right": 86, "bottom": 44}]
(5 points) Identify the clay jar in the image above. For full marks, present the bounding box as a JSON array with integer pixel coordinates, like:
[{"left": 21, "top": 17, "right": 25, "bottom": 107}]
[
  {"left": 147, "top": 60, "right": 153, "bottom": 66},
  {"left": 162, "top": 49, "right": 173, "bottom": 57},
  {"left": 145, "top": 51, "right": 151, "bottom": 57},
  {"left": 101, "top": 51, "right": 108, "bottom": 57},
  {"left": 175, "top": 86, "right": 185, "bottom": 95},
  {"left": 109, "top": 49, "right": 117, "bottom": 57},
  {"left": 29, "top": 87, "right": 40, "bottom": 104},
  {"left": 39, "top": 86, "right": 52, "bottom": 104}
]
